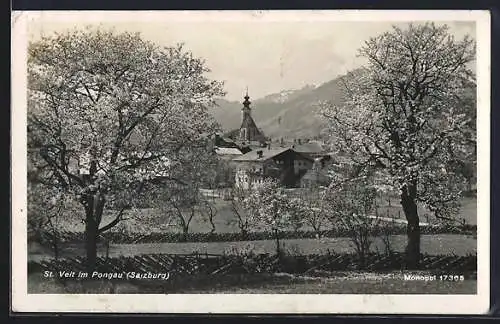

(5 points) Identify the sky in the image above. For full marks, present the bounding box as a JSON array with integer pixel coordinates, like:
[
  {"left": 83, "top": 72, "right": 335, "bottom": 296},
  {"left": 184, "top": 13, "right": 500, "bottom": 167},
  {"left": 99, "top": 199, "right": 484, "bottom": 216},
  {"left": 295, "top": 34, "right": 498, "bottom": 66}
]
[{"left": 26, "top": 12, "right": 476, "bottom": 101}]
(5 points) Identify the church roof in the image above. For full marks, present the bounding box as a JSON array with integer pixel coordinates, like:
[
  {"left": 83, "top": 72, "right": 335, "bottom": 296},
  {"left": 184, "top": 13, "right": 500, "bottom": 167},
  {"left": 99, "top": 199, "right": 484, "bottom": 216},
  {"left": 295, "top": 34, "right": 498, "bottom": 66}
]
[
  {"left": 238, "top": 91, "right": 266, "bottom": 142},
  {"left": 240, "top": 113, "right": 260, "bottom": 130}
]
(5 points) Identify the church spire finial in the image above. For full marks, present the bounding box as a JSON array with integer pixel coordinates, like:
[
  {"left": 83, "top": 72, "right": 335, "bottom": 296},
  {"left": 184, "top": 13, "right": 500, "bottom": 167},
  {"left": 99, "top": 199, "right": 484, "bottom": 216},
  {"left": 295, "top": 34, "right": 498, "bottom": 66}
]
[{"left": 243, "top": 87, "right": 251, "bottom": 108}]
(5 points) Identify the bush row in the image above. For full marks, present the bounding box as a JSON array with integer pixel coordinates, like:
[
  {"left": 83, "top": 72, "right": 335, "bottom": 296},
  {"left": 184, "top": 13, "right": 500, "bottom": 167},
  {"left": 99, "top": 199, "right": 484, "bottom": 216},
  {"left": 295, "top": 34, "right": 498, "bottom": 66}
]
[
  {"left": 28, "top": 251, "right": 477, "bottom": 276},
  {"left": 36, "top": 224, "right": 477, "bottom": 245}
]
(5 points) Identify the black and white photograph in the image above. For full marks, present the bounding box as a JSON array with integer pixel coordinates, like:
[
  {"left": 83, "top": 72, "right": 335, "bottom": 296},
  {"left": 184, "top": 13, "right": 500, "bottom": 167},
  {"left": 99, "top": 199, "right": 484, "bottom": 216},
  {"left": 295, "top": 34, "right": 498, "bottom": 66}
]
[{"left": 11, "top": 10, "right": 490, "bottom": 313}]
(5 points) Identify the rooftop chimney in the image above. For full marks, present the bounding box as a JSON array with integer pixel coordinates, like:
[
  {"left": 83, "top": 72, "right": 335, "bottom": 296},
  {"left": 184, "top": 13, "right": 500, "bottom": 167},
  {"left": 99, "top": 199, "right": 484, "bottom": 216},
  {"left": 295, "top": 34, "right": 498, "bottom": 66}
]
[
  {"left": 267, "top": 143, "right": 271, "bottom": 150},
  {"left": 257, "top": 150, "right": 263, "bottom": 158}
]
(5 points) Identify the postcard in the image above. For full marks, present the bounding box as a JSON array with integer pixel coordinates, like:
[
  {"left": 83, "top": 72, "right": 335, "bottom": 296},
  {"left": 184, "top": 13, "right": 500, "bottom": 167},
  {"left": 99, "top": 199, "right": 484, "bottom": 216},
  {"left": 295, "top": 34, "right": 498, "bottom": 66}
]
[{"left": 11, "top": 9, "right": 490, "bottom": 314}]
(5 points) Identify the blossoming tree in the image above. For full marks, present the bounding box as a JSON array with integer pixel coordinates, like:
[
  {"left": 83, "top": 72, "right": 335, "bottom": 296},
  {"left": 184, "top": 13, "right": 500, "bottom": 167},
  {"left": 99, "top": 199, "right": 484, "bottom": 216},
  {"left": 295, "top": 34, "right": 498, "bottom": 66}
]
[
  {"left": 320, "top": 23, "right": 476, "bottom": 268},
  {"left": 242, "top": 179, "right": 295, "bottom": 256},
  {"left": 27, "top": 28, "right": 224, "bottom": 270}
]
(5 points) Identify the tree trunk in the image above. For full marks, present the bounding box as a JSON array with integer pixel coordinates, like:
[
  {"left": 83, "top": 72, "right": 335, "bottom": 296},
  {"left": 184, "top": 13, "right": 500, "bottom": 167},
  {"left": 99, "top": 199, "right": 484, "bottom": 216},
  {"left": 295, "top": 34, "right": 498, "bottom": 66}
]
[
  {"left": 182, "top": 226, "right": 189, "bottom": 242},
  {"left": 84, "top": 192, "right": 105, "bottom": 273},
  {"left": 52, "top": 234, "right": 59, "bottom": 260},
  {"left": 85, "top": 215, "right": 98, "bottom": 273},
  {"left": 274, "top": 229, "right": 283, "bottom": 271},
  {"left": 208, "top": 216, "right": 216, "bottom": 234},
  {"left": 401, "top": 185, "right": 420, "bottom": 269},
  {"left": 105, "top": 239, "right": 110, "bottom": 259},
  {"left": 359, "top": 250, "right": 366, "bottom": 270},
  {"left": 240, "top": 227, "right": 248, "bottom": 240},
  {"left": 47, "top": 219, "right": 60, "bottom": 260},
  {"left": 274, "top": 229, "right": 281, "bottom": 256}
]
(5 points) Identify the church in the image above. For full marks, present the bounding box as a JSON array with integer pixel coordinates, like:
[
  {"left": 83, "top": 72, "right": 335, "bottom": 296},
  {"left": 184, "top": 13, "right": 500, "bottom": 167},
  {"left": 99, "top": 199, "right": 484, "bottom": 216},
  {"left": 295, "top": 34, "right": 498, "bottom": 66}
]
[
  {"left": 212, "top": 90, "right": 332, "bottom": 189},
  {"left": 216, "top": 91, "right": 269, "bottom": 154},
  {"left": 237, "top": 91, "right": 268, "bottom": 145}
]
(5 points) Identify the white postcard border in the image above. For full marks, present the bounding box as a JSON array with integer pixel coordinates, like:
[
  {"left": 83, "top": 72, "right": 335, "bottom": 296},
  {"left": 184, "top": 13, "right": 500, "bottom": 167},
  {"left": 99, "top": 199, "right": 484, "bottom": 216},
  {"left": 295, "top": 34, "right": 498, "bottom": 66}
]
[{"left": 11, "top": 10, "right": 491, "bottom": 314}]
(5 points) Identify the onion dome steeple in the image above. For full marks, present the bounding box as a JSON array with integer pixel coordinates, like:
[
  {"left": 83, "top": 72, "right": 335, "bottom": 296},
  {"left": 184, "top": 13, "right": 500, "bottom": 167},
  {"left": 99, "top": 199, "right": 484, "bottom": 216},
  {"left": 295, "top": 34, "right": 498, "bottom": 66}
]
[
  {"left": 243, "top": 86, "right": 251, "bottom": 109},
  {"left": 239, "top": 87, "right": 265, "bottom": 143}
]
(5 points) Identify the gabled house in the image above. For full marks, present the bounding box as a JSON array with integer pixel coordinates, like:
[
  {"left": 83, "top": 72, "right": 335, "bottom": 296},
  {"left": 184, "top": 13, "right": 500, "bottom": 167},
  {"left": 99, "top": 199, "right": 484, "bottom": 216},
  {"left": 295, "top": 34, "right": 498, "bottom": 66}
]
[
  {"left": 300, "top": 155, "right": 334, "bottom": 188},
  {"left": 215, "top": 147, "right": 243, "bottom": 159},
  {"left": 232, "top": 147, "right": 314, "bottom": 189},
  {"left": 213, "top": 134, "right": 240, "bottom": 149},
  {"left": 293, "top": 141, "right": 327, "bottom": 159}
]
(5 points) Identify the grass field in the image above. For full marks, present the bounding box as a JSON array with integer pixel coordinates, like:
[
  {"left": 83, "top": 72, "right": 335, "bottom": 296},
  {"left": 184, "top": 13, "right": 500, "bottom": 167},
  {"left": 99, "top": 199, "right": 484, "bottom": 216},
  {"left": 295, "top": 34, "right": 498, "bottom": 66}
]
[
  {"left": 28, "top": 194, "right": 477, "bottom": 295},
  {"left": 29, "top": 194, "right": 477, "bottom": 263},
  {"left": 27, "top": 271, "right": 477, "bottom": 294},
  {"left": 63, "top": 195, "right": 476, "bottom": 235},
  {"left": 29, "top": 233, "right": 476, "bottom": 262}
]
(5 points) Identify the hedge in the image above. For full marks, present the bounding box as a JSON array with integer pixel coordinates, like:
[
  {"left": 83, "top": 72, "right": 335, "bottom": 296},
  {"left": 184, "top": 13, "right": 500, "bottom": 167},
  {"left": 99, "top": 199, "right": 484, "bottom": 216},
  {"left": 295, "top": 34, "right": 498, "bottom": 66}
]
[{"left": 35, "top": 224, "right": 477, "bottom": 245}]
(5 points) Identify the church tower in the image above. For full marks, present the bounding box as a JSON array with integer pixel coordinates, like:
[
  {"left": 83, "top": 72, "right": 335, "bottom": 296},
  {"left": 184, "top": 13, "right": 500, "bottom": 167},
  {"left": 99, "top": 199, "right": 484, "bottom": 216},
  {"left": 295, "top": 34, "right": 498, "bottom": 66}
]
[{"left": 239, "top": 89, "right": 265, "bottom": 143}]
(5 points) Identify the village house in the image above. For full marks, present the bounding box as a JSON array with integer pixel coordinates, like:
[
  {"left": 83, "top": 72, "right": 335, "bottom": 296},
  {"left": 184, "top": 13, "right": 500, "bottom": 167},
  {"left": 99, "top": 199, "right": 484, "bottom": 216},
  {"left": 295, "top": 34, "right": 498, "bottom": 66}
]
[
  {"left": 300, "top": 155, "right": 334, "bottom": 188},
  {"left": 232, "top": 147, "right": 314, "bottom": 189},
  {"left": 211, "top": 90, "right": 336, "bottom": 190},
  {"left": 213, "top": 133, "right": 240, "bottom": 149},
  {"left": 214, "top": 147, "right": 243, "bottom": 162},
  {"left": 292, "top": 141, "right": 327, "bottom": 159}
]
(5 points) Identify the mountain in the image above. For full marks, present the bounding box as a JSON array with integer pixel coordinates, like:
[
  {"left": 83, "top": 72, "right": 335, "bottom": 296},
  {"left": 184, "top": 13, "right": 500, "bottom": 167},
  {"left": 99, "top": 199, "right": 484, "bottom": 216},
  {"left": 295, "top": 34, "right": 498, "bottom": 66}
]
[
  {"left": 257, "top": 77, "right": 350, "bottom": 139},
  {"left": 210, "top": 68, "right": 476, "bottom": 141},
  {"left": 257, "top": 85, "right": 318, "bottom": 104},
  {"left": 210, "top": 76, "right": 351, "bottom": 139},
  {"left": 211, "top": 98, "right": 286, "bottom": 133}
]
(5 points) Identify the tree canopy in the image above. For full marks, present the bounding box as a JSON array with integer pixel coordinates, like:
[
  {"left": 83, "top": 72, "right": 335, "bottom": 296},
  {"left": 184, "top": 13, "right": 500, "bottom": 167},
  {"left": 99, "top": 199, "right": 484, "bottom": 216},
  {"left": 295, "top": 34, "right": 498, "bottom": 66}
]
[
  {"left": 320, "top": 22, "right": 476, "bottom": 268},
  {"left": 27, "top": 27, "right": 225, "bottom": 269}
]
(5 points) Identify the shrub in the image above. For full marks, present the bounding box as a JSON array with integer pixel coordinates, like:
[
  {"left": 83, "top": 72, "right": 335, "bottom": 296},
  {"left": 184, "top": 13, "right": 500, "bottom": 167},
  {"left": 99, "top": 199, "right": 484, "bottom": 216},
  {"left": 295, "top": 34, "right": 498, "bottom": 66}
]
[{"left": 34, "top": 223, "right": 476, "bottom": 245}]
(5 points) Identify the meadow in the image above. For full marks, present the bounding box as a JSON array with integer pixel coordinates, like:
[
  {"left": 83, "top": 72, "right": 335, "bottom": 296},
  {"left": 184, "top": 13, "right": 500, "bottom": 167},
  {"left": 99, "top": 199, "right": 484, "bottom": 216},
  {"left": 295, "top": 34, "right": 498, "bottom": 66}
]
[
  {"left": 28, "top": 193, "right": 477, "bottom": 294},
  {"left": 54, "top": 194, "right": 477, "bottom": 235},
  {"left": 29, "top": 233, "right": 477, "bottom": 263},
  {"left": 29, "top": 194, "right": 477, "bottom": 261}
]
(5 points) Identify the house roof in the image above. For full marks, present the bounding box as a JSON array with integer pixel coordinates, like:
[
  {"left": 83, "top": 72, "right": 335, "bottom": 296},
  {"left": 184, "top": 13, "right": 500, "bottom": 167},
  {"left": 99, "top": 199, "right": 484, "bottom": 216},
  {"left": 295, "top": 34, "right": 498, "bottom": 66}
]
[
  {"left": 239, "top": 140, "right": 263, "bottom": 145},
  {"left": 239, "top": 141, "right": 267, "bottom": 149},
  {"left": 232, "top": 147, "right": 314, "bottom": 162},
  {"left": 232, "top": 147, "right": 291, "bottom": 162},
  {"left": 293, "top": 142, "right": 325, "bottom": 154},
  {"left": 214, "top": 134, "right": 239, "bottom": 149},
  {"left": 215, "top": 147, "right": 243, "bottom": 155},
  {"left": 223, "top": 129, "right": 240, "bottom": 139}
]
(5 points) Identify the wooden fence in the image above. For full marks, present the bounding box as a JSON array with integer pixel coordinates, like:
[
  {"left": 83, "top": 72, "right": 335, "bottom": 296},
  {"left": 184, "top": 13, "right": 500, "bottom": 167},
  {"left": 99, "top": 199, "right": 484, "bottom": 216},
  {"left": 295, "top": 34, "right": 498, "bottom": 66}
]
[{"left": 29, "top": 252, "right": 477, "bottom": 277}]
